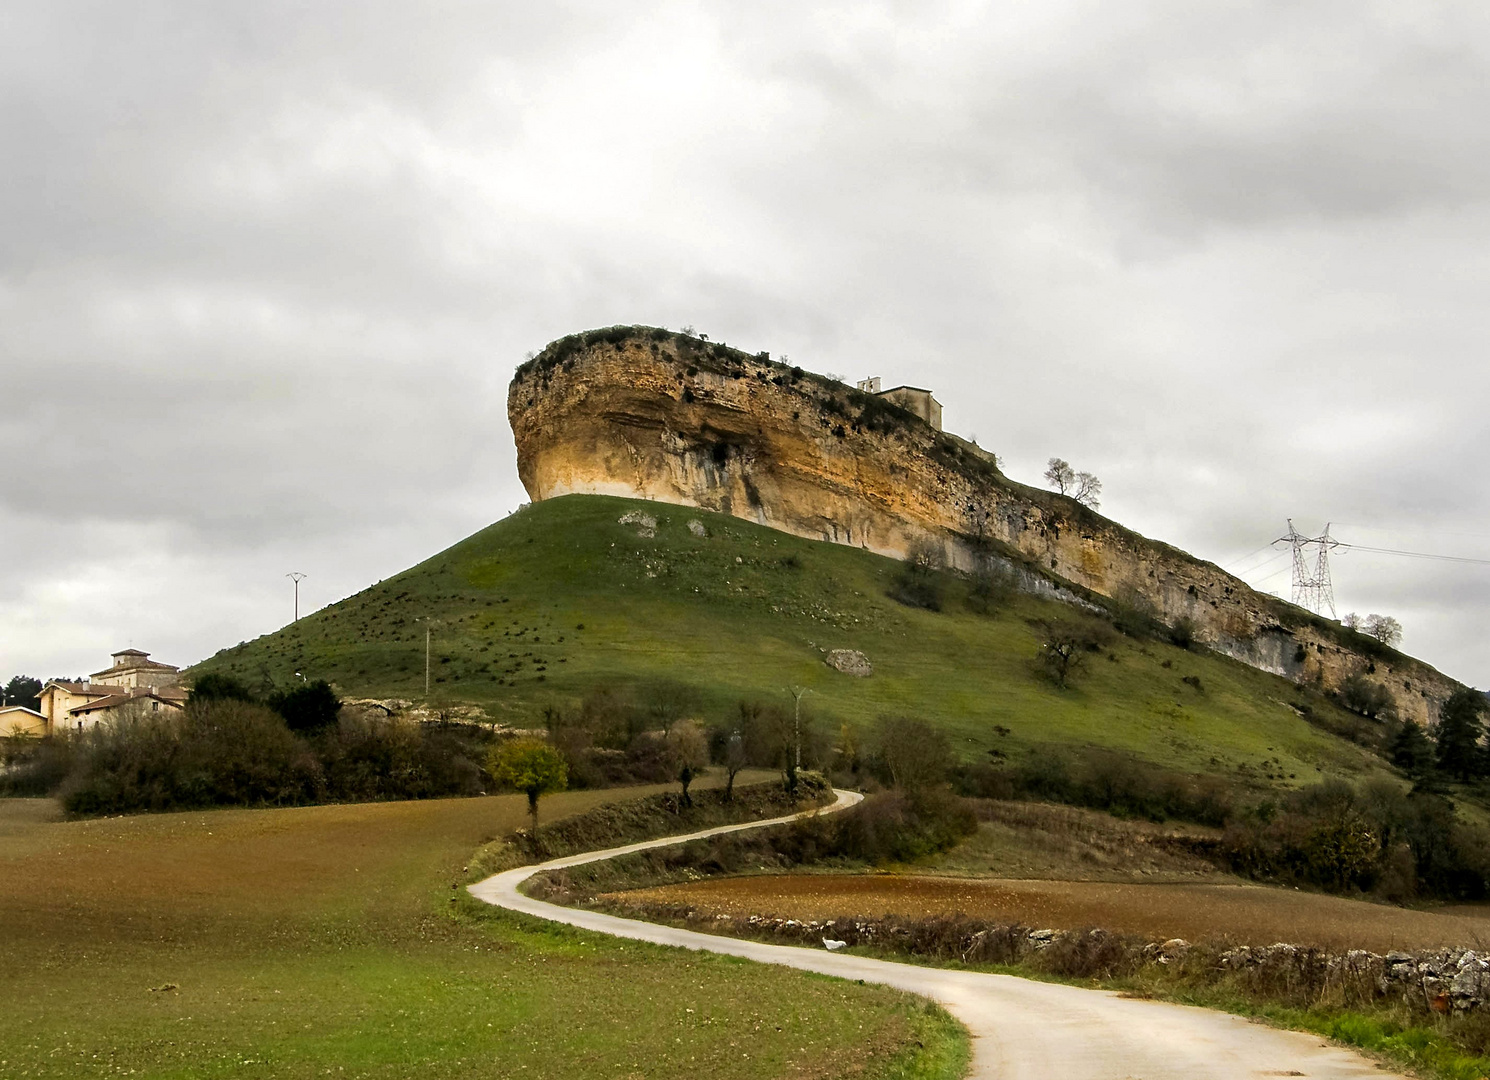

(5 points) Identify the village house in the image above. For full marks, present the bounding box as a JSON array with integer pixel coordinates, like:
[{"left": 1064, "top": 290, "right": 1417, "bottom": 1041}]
[
  {"left": 0, "top": 706, "right": 48, "bottom": 738},
  {"left": 36, "top": 650, "right": 187, "bottom": 735}
]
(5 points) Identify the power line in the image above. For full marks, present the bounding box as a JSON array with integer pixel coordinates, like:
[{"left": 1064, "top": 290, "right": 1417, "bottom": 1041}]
[
  {"left": 1221, "top": 543, "right": 1279, "bottom": 570},
  {"left": 1232, "top": 549, "right": 1290, "bottom": 575},
  {"left": 1340, "top": 544, "right": 1490, "bottom": 566}
]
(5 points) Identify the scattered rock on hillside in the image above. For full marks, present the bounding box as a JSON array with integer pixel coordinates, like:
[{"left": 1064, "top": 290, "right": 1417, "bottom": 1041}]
[
  {"left": 619, "top": 510, "right": 657, "bottom": 538},
  {"left": 687, "top": 519, "right": 708, "bottom": 538},
  {"left": 825, "top": 649, "right": 873, "bottom": 677}
]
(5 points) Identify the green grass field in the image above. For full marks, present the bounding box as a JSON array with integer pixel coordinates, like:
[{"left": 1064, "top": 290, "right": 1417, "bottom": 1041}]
[
  {"left": 196, "top": 494, "right": 1391, "bottom": 792},
  {"left": 0, "top": 782, "right": 964, "bottom": 1079}
]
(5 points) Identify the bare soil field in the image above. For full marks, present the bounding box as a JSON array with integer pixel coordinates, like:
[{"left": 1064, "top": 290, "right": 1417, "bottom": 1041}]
[{"left": 614, "top": 873, "right": 1490, "bottom": 953}]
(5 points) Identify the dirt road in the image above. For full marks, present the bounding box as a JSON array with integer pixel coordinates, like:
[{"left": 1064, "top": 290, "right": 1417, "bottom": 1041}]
[{"left": 469, "top": 790, "right": 1408, "bottom": 1080}]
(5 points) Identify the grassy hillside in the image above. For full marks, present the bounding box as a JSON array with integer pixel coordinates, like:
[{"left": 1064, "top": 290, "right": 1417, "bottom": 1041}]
[{"left": 195, "top": 494, "right": 1392, "bottom": 790}]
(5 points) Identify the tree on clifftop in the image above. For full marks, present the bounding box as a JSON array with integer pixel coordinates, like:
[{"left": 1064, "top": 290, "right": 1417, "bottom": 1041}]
[
  {"left": 1364, "top": 614, "right": 1404, "bottom": 648},
  {"left": 1044, "top": 457, "right": 1101, "bottom": 510},
  {"left": 488, "top": 739, "right": 568, "bottom": 838}
]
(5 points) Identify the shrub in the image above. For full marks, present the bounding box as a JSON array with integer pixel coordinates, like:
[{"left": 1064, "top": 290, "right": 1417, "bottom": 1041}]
[
  {"left": 1168, "top": 617, "right": 1198, "bottom": 650},
  {"left": 888, "top": 541, "right": 944, "bottom": 611},
  {"left": 1216, "top": 780, "right": 1490, "bottom": 901},
  {"left": 188, "top": 672, "right": 258, "bottom": 705},
  {"left": 318, "top": 711, "right": 487, "bottom": 801},
  {"left": 954, "top": 748, "right": 1233, "bottom": 826},
  {"left": 965, "top": 559, "right": 1015, "bottom": 616},
  {"left": 872, "top": 717, "right": 953, "bottom": 793},
  {"left": 269, "top": 680, "right": 341, "bottom": 734},
  {"left": 0, "top": 736, "right": 74, "bottom": 796},
  {"left": 1338, "top": 674, "right": 1397, "bottom": 720},
  {"left": 834, "top": 790, "right": 977, "bottom": 864},
  {"left": 59, "top": 700, "right": 323, "bottom": 815}
]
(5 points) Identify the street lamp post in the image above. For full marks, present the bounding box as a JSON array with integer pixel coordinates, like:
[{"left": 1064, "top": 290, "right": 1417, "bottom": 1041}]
[{"left": 286, "top": 572, "right": 307, "bottom": 622}]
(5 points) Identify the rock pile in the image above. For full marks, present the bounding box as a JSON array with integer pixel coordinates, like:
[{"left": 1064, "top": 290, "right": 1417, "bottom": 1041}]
[
  {"left": 824, "top": 649, "right": 873, "bottom": 677},
  {"left": 618, "top": 510, "right": 658, "bottom": 538}
]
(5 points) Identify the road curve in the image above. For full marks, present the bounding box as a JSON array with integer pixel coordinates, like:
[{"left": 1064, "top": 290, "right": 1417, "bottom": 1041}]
[{"left": 469, "top": 789, "right": 1406, "bottom": 1080}]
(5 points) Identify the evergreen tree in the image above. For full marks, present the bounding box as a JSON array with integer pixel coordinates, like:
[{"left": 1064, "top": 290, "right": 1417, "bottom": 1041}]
[
  {"left": 1435, "top": 687, "right": 1486, "bottom": 782},
  {"left": 3, "top": 675, "right": 42, "bottom": 712},
  {"left": 1390, "top": 720, "right": 1434, "bottom": 778}
]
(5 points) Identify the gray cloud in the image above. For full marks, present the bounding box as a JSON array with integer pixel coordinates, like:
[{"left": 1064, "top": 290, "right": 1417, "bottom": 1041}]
[{"left": 3, "top": 0, "right": 1487, "bottom": 686}]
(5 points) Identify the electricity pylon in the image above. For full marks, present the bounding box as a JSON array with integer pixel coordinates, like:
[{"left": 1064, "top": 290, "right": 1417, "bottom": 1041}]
[{"left": 1274, "top": 520, "right": 1340, "bottom": 618}]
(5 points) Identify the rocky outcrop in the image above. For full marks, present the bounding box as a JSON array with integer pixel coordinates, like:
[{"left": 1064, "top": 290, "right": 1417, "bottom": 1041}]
[
  {"left": 509, "top": 325, "right": 1461, "bottom": 724},
  {"left": 825, "top": 649, "right": 873, "bottom": 677}
]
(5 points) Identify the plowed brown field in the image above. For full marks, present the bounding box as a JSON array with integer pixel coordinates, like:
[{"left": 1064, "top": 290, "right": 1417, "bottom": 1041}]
[{"left": 613, "top": 874, "right": 1490, "bottom": 952}]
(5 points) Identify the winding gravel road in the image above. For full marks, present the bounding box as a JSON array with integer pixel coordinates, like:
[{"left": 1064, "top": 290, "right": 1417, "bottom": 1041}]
[{"left": 469, "top": 789, "right": 1407, "bottom": 1079}]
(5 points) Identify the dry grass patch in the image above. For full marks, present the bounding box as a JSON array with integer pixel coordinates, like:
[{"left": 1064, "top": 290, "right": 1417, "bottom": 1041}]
[{"left": 928, "top": 800, "right": 1224, "bottom": 882}]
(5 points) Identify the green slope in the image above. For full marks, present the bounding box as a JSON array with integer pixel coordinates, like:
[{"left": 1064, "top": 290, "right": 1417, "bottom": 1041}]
[{"left": 195, "top": 494, "right": 1391, "bottom": 789}]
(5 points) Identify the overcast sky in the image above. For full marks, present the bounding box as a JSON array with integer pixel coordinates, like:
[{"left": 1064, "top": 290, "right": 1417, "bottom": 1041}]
[{"left": 3, "top": 1, "right": 1487, "bottom": 688}]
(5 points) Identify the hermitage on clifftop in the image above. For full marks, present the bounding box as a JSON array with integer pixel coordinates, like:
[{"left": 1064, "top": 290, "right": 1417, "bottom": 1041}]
[{"left": 856, "top": 376, "right": 943, "bottom": 431}]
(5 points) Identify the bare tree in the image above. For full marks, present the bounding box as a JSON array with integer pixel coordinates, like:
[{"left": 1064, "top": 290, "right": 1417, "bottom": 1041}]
[
  {"left": 1044, "top": 457, "right": 1075, "bottom": 495},
  {"left": 1045, "top": 458, "right": 1101, "bottom": 509},
  {"left": 664, "top": 719, "right": 710, "bottom": 806},
  {"left": 876, "top": 717, "right": 953, "bottom": 793},
  {"left": 1363, "top": 614, "right": 1403, "bottom": 648},
  {"left": 1341, "top": 612, "right": 1362, "bottom": 631},
  {"left": 720, "top": 729, "right": 748, "bottom": 801},
  {"left": 642, "top": 679, "right": 698, "bottom": 735},
  {"left": 889, "top": 539, "right": 944, "bottom": 611},
  {"left": 740, "top": 700, "right": 808, "bottom": 793},
  {"left": 1072, "top": 471, "right": 1101, "bottom": 510},
  {"left": 1037, "top": 619, "right": 1099, "bottom": 688}
]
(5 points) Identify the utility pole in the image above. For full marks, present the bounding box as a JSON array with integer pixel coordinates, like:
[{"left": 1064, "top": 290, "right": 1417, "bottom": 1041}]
[
  {"left": 786, "top": 686, "right": 812, "bottom": 769},
  {"left": 286, "top": 572, "right": 307, "bottom": 622},
  {"left": 417, "top": 617, "right": 439, "bottom": 700}
]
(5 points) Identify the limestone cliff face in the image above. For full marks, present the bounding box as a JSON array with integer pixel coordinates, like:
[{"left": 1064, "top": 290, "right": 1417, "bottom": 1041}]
[{"left": 509, "top": 326, "right": 1459, "bottom": 726}]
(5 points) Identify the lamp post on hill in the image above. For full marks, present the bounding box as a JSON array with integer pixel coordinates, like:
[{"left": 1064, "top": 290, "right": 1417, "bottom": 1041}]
[{"left": 286, "top": 572, "right": 307, "bottom": 622}]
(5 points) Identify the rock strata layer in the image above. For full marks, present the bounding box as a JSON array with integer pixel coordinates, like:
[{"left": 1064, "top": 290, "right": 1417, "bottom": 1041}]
[{"left": 509, "top": 326, "right": 1459, "bottom": 724}]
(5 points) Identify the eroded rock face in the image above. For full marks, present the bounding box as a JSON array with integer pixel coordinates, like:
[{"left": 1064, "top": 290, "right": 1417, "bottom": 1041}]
[{"left": 509, "top": 327, "right": 1460, "bottom": 724}]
